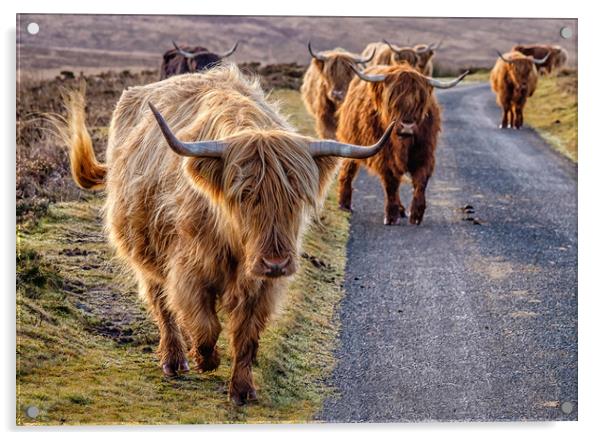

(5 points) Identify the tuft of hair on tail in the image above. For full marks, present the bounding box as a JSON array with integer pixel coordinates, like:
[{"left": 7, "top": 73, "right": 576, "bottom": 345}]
[{"left": 51, "top": 80, "right": 107, "bottom": 190}]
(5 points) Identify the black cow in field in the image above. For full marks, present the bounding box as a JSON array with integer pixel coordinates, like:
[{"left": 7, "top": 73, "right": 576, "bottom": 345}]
[{"left": 160, "top": 41, "right": 239, "bottom": 79}]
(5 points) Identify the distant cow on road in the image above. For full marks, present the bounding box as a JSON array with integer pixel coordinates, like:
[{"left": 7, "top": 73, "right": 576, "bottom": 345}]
[
  {"left": 337, "top": 64, "right": 468, "bottom": 225},
  {"left": 512, "top": 44, "right": 567, "bottom": 75},
  {"left": 160, "top": 41, "right": 238, "bottom": 79},
  {"left": 490, "top": 50, "right": 549, "bottom": 129}
]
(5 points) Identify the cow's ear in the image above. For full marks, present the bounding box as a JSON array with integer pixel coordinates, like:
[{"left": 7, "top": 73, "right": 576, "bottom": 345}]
[
  {"left": 314, "top": 59, "right": 325, "bottom": 71},
  {"left": 185, "top": 157, "right": 225, "bottom": 203},
  {"left": 313, "top": 156, "right": 339, "bottom": 200}
]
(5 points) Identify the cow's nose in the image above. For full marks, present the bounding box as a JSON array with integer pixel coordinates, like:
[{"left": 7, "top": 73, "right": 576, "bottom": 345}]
[
  {"left": 262, "top": 256, "right": 291, "bottom": 277},
  {"left": 331, "top": 90, "right": 345, "bottom": 101},
  {"left": 397, "top": 121, "right": 417, "bottom": 137}
]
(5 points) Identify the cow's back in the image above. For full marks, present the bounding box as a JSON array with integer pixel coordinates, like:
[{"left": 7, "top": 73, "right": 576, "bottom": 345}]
[{"left": 363, "top": 43, "right": 392, "bottom": 66}]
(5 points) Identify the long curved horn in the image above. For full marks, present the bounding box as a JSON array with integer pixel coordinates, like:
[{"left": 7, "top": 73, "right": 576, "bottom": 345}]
[
  {"left": 496, "top": 50, "right": 515, "bottom": 64},
  {"left": 308, "top": 41, "right": 328, "bottom": 61},
  {"left": 148, "top": 102, "right": 225, "bottom": 158},
  {"left": 309, "top": 121, "right": 396, "bottom": 158},
  {"left": 383, "top": 39, "right": 402, "bottom": 54},
  {"left": 218, "top": 41, "right": 238, "bottom": 59},
  {"left": 354, "top": 47, "right": 376, "bottom": 64},
  {"left": 350, "top": 64, "right": 387, "bottom": 82},
  {"left": 172, "top": 41, "right": 196, "bottom": 59},
  {"left": 426, "top": 70, "right": 470, "bottom": 89},
  {"left": 531, "top": 51, "right": 551, "bottom": 65}
]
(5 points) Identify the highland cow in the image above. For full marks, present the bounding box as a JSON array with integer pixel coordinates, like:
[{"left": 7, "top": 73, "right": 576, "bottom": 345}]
[
  {"left": 300, "top": 42, "right": 375, "bottom": 139},
  {"left": 337, "top": 64, "right": 468, "bottom": 225},
  {"left": 512, "top": 44, "right": 568, "bottom": 75},
  {"left": 490, "top": 50, "right": 549, "bottom": 129},
  {"left": 361, "top": 40, "right": 420, "bottom": 68},
  {"left": 413, "top": 42, "right": 441, "bottom": 77},
  {"left": 160, "top": 40, "right": 238, "bottom": 79},
  {"left": 58, "top": 65, "right": 393, "bottom": 405}
]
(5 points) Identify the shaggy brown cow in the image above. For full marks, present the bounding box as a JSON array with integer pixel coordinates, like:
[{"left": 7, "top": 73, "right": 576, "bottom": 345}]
[
  {"left": 57, "top": 65, "right": 393, "bottom": 405},
  {"left": 490, "top": 50, "right": 549, "bottom": 129},
  {"left": 337, "top": 64, "right": 468, "bottom": 225},
  {"left": 300, "top": 42, "right": 375, "bottom": 139},
  {"left": 159, "top": 40, "right": 238, "bottom": 79},
  {"left": 361, "top": 40, "right": 420, "bottom": 68},
  {"left": 512, "top": 44, "right": 568, "bottom": 75},
  {"left": 413, "top": 42, "right": 441, "bottom": 77}
]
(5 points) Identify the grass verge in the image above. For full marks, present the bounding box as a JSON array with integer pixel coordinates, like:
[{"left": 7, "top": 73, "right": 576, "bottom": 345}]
[
  {"left": 524, "top": 69, "right": 578, "bottom": 162},
  {"left": 16, "top": 89, "right": 350, "bottom": 425}
]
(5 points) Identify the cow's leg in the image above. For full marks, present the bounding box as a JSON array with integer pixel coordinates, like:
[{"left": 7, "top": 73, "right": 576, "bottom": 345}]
[
  {"left": 224, "top": 287, "right": 274, "bottom": 405},
  {"left": 380, "top": 168, "right": 405, "bottom": 225},
  {"left": 166, "top": 270, "right": 222, "bottom": 373},
  {"left": 186, "top": 294, "right": 222, "bottom": 373},
  {"left": 338, "top": 159, "right": 360, "bottom": 212},
  {"left": 409, "top": 165, "right": 433, "bottom": 225},
  {"left": 140, "top": 278, "right": 189, "bottom": 377},
  {"left": 500, "top": 105, "right": 510, "bottom": 129},
  {"left": 500, "top": 91, "right": 514, "bottom": 128},
  {"left": 515, "top": 102, "right": 525, "bottom": 129}
]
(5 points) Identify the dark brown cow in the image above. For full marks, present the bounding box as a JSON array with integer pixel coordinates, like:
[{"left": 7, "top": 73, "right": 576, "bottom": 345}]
[
  {"left": 361, "top": 40, "right": 420, "bottom": 68},
  {"left": 490, "top": 50, "right": 549, "bottom": 129},
  {"left": 57, "top": 65, "right": 393, "bottom": 405},
  {"left": 160, "top": 41, "right": 238, "bottom": 79},
  {"left": 337, "top": 64, "right": 468, "bottom": 225},
  {"left": 512, "top": 44, "right": 568, "bottom": 75},
  {"left": 413, "top": 41, "right": 441, "bottom": 77}
]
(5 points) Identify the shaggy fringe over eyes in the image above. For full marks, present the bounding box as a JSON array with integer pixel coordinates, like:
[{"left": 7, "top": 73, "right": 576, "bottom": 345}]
[
  {"left": 222, "top": 131, "right": 320, "bottom": 214},
  {"left": 379, "top": 67, "right": 431, "bottom": 123},
  {"left": 320, "top": 50, "right": 358, "bottom": 88},
  {"left": 507, "top": 55, "right": 537, "bottom": 82}
]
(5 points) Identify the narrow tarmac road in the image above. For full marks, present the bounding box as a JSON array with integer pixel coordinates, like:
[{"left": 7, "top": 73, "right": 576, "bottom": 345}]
[{"left": 319, "top": 83, "right": 577, "bottom": 422}]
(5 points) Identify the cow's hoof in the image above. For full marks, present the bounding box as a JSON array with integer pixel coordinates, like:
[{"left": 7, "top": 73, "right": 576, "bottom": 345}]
[
  {"left": 179, "top": 360, "right": 190, "bottom": 373},
  {"left": 409, "top": 215, "right": 423, "bottom": 225},
  {"left": 230, "top": 388, "right": 257, "bottom": 406},
  {"left": 498, "top": 124, "right": 508, "bottom": 129},
  {"left": 196, "top": 349, "right": 221, "bottom": 373},
  {"left": 162, "top": 359, "right": 190, "bottom": 377},
  {"left": 338, "top": 203, "right": 353, "bottom": 213},
  {"left": 162, "top": 363, "right": 177, "bottom": 377},
  {"left": 384, "top": 215, "right": 401, "bottom": 226}
]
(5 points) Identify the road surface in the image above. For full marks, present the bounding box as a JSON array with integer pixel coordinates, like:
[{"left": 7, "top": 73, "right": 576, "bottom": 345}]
[{"left": 319, "top": 83, "right": 578, "bottom": 422}]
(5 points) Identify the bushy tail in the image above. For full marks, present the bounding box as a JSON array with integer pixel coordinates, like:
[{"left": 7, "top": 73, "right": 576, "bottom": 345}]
[{"left": 55, "top": 83, "right": 107, "bottom": 190}]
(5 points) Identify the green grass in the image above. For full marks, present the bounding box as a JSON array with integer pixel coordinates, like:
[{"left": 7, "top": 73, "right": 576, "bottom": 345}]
[
  {"left": 16, "top": 90, "right": 350, "bottom": 425},
  {"left": 524, "top": 69, "right": 578, "bottom": 162}
]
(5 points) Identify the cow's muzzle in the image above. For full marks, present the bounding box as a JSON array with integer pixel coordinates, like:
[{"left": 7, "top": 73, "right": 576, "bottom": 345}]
[
  {"left": 396, "top": 121, "right": 417, "bottom": 138},
  {"left": 330, "top": 90, "right": 346, "bottom": 102},
  {"left": 259, "top": 255, "right": 294, "bottom": 278}
]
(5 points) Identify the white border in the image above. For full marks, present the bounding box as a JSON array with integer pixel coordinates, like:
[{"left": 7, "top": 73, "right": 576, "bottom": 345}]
[{"left": 4, "top": 0, "right": 601, "bottom": 438}]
